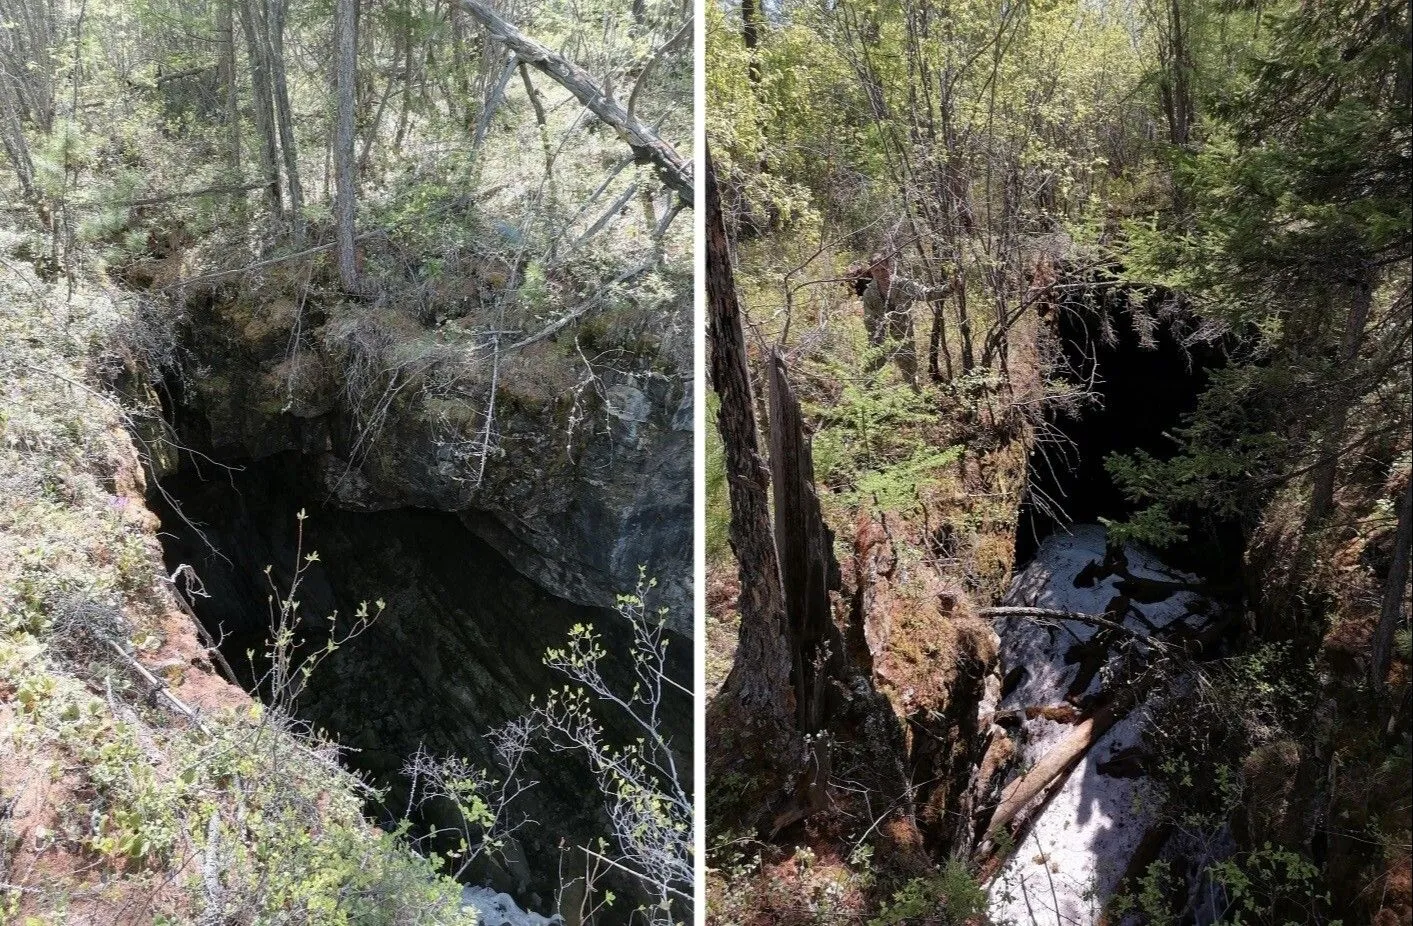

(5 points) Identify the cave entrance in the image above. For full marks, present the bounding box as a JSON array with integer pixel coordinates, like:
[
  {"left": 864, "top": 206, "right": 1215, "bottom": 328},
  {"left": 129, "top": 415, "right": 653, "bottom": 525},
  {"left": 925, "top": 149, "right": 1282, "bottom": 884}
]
[
  {"left": 1016, "top": 277, "right": 1243, "bottom": 582},
  {"left": 149, "top": 451, "right": 690, "bottom": 913}
]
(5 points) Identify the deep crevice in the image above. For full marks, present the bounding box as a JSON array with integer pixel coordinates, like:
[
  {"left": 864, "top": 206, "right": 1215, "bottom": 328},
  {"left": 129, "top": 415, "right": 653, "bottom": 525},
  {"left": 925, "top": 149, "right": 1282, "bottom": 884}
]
[
  {"left": 1017, "top": 278, "right": 1245, "bottom": 584},
  {"left": 149, "top": 447, "right": 689, "bottom": 916}
]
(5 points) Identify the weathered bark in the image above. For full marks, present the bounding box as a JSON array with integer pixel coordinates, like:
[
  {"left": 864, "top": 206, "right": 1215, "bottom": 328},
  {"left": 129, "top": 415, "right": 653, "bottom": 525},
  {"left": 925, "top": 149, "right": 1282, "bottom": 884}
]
[
  {"left": 706, "top": 149, "right": 792, "bottom": 727},
  {"left": 455, "top": 0, "right": 692, "bottom": 204},
  {"left": 1371, "top": 477, "right": 1412, "bottom": 694},
  {"left": 768, "top": 351, "right": 843, "bottom": 734},
  {"left": 333, "top": 0, "right": 358, "bottom": 291},
  {"left": 980, "top": 690, "right": 1139, "bottom": 849},
  {"left": 705, "top": 148, "right": 799, "bottom": 826}
]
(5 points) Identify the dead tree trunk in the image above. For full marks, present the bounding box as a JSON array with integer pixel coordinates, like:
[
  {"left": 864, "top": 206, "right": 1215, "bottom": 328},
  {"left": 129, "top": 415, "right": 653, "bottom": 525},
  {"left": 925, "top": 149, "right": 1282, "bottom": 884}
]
[
  {"left": 454, "top": 0, "right": 692, "bottom": 204},
  {"left": 705, "top": 148, "right": 801, "bottom": 829},
  {"left": 767, "top": 350, "right": 843, "bottom": 734}
]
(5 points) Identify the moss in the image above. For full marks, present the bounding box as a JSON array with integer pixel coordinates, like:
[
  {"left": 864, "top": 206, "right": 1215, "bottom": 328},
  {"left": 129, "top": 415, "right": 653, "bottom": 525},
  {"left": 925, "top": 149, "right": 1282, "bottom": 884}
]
[{"left": 0, "top": 264, "right": 474, "bottom": 925}]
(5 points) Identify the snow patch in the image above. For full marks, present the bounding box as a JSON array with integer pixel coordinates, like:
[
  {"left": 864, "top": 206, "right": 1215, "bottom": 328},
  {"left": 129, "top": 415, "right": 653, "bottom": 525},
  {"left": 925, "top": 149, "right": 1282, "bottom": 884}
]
[
  {"left": 988, "top": 524, "right": 1207, "bottom": 926},
  {"left": 460, "top": 886, "right": 563, "bottom": 926}
]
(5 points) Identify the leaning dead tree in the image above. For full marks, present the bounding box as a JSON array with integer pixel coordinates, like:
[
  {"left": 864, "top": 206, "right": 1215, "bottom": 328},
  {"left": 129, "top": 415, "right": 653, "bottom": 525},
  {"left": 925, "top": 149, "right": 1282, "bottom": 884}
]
[
  {"left": 705, "top": 148, "right": 801, "bottom": 828},
  {"left": 706, "top": 150, "right": 921, "bottom": 853},
  {"left": 455, "top": 0, "right": 693, "bottom": 204}
]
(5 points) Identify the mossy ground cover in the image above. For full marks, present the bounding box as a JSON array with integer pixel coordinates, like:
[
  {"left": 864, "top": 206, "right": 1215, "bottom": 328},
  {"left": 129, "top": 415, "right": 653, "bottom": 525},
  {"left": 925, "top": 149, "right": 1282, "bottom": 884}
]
[{"left": 0, "top": 241, "right": 474, "bottom": 925}]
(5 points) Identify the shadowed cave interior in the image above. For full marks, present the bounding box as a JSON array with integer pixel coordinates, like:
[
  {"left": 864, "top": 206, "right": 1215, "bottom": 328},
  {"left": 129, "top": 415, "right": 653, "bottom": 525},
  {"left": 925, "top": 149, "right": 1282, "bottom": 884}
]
[
  {"left": 150, "top": 450, "right": 691, "bottom": 916},
  {"left": 1015, "top": 287, "right": 1243, "bottom": 583}
]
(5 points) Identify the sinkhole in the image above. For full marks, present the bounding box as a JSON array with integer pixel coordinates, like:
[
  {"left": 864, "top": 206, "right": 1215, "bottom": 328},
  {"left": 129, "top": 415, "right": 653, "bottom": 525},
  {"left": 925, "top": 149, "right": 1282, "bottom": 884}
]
[
  {"left": 1016, "top": 275, "right": 1244, "bottom": 583},
  {"left": 148, "top": 448, "right": 691, "bottom": 915}
]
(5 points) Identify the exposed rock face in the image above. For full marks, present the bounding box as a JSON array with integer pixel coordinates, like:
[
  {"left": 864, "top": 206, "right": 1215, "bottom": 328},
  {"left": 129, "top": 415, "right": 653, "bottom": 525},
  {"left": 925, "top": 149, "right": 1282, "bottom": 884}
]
[{"left": 161, "top": 276, "right": 693, "bottom": 633}]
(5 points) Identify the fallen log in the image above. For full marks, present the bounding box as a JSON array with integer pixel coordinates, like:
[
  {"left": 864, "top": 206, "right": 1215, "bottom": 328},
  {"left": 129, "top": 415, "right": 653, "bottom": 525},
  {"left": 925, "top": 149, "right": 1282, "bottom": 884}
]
[
  {"left": 455, "top": 0, "right": 693, "bottom": 203},
  {"left": 980, "top": 606, "right": 1175, "bottom": 651},
  {"left": 982, "top": 688, "right": 1141, "bottom": 844}
]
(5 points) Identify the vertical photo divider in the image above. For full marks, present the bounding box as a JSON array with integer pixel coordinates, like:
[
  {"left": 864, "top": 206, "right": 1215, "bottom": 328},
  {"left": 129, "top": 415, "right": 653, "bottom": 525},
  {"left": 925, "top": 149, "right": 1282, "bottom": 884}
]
[{"left": 691, "top": 0, "right": 709, "bottom": 916}]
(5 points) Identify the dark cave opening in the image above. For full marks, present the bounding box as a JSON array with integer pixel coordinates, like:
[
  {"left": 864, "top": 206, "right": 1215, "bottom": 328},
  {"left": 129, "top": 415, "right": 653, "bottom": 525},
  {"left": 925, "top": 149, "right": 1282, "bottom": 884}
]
[
  {"left": 148, "top": 449, "right": 691, "bottom": 914},
  {"left": 1015, "top": 280, "right": 1245, "bottom": 584}
]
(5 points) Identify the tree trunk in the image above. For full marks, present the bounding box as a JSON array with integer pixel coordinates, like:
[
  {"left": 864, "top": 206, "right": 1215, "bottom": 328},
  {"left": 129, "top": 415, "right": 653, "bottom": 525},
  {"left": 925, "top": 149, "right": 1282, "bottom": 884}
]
[
  {"left": 927, "top": 290, "right": 952, "bottom": 382},
  {"left": 393, "top": 7, "right": 415, "bottom": 153},
  {"left": 706, "top": 148, "right": 792, "bottom": 728},
  {"left": 518, "top": 62, "right": 558, "bottom": 243},
  {"left": 471, "top": 52, "right": 516, "bottom": 153},
  {"left": 704, "top": 148, "right": 800, "bottom": 828},
  {"left": 1307, "top": 270, "right": 1374, "bottom": 529},
  {"left": 0, "top": 87, "right": 35, "bottom": 200},
  {"left": 222, "top": 0, "right": 241, "bottom": 175},
  {"left": 455, "top": 0, "right": 693, "bottom": 204},
  {"left": 1371, "top": 478, "right": 1412, "bottom": 695},
  {"left": 768, "top": 350, "right": 843, "bottom": 734},
  {"left": 956, "top": 268, "right": 975, "bottom": 373},
  {"left": 741, "top": 0, "right": 762, "bottom": 84},
  {"left": 333, "top": 0, "right": 358, "bottom": 291},
  {"left": 267, "top": 0, "right": 304, "bottom": 240},
  {"left": 979, "top": 690, "right": 1140, "bottom": 852},
  {"left": 1166, "top": 0, "right": 1191, "bottom": 148},
  {"left": 240, "top": 0, "right": 283, "bottom": 217}
]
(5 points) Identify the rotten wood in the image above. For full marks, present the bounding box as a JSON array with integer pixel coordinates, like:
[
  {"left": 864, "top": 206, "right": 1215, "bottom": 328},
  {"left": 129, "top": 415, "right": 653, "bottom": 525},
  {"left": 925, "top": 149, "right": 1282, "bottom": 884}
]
[
  {"left": 980, "top": 689, "right": 1140, "bottom": 847},
  {"left": 767, "top": 349, "right": 842, "bottom": 733}
]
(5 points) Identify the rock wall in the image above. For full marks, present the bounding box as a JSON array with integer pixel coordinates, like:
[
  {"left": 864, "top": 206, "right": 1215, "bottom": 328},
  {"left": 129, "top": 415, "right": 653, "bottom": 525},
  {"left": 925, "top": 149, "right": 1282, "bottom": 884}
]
[{"left": 160, "top": 275, "right": 693, "bottom": 633}]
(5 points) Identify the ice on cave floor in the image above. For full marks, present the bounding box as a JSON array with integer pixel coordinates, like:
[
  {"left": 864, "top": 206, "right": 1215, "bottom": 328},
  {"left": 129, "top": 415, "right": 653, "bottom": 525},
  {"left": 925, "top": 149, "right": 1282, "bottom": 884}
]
[
  {"left": 460, "top": 886, "right": 563, "bottom": 926},
  {"left": 987, "top": 524, "right": 1209, "bottom": 926}
]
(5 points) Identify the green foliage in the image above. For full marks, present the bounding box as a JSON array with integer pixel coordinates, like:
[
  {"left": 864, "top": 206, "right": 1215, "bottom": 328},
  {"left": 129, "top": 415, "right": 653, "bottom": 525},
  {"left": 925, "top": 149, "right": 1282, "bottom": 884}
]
[
  {"left": 869, "top": 860, "right": 988, "bottom": 926},
  {"left": 535, "top": 570, "right": 691, "bottom": 922},
  {"left": 1207, "top": 845, "right": 1331, "bottom": 926},
  {"left": 1129, "top": 638, "right": 1333, "bottom": 923},
  {"left": 854, "top": 444, "right": 965, "bottom": 512},
  {"left": 1108, "top": 859, "right": 1179, "bottom": 926},
  {"left": 1112, "top": 0, "right": 1411, "bottom": 546},
  {"left": 808, "top": 371, "right": 964, "bottom": 513}
]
